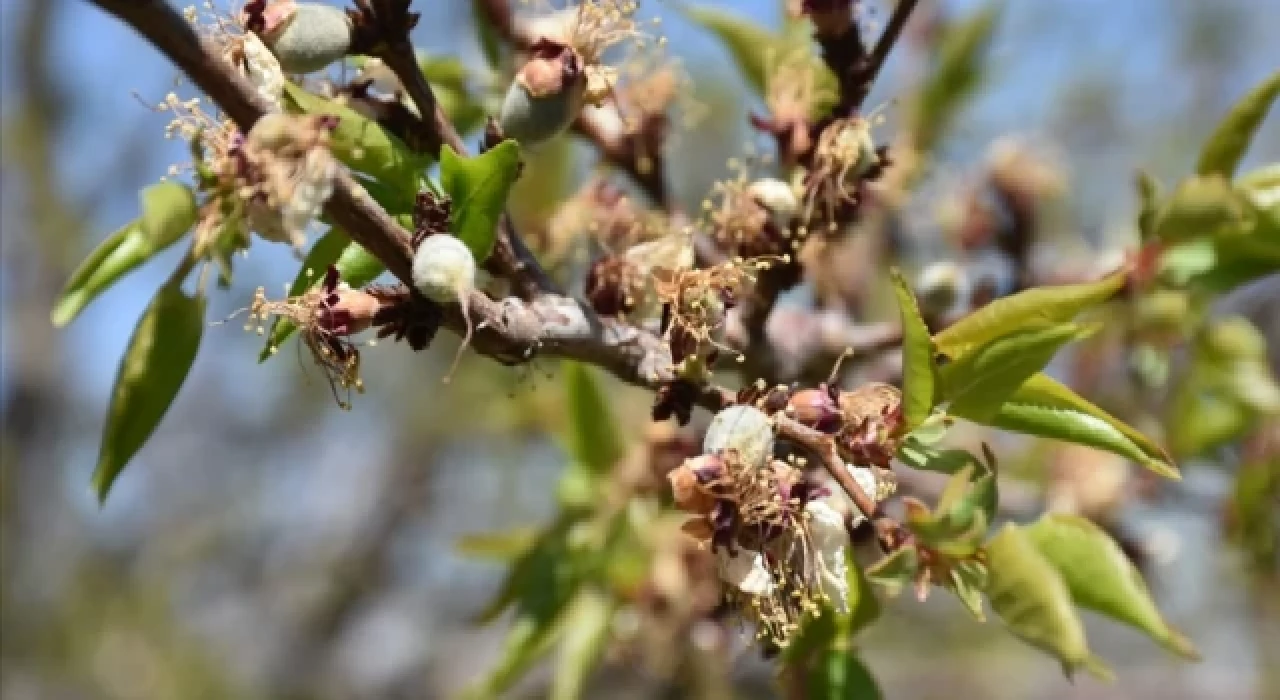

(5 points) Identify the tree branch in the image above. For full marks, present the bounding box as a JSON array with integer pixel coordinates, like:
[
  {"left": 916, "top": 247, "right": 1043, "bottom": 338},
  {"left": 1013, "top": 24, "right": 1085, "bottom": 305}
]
[
  {"left": 86, "top": 0, "right": 712, "bottom": 409},
  {"left": 774, "top": 415, "right": 904, "bottom": 549}
]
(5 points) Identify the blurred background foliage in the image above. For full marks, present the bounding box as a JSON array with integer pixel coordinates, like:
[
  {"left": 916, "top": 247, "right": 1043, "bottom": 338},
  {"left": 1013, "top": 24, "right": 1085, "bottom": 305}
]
[{"left": 2, "top": 0, "right": 1278, "bottom": 698}]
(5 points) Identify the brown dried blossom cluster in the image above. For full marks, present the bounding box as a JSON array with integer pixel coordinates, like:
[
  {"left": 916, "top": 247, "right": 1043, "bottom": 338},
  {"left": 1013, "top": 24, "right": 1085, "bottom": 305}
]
[{"left": 245, "top": 266, "right": 383, "bottom": 408}]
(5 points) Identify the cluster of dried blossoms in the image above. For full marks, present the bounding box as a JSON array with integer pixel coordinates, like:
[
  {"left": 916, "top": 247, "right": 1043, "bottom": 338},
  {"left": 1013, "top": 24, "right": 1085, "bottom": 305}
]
[
  {"left": 161, "top": 2, "right": 343, "bottom": 268},
  {"left": 243, "top": 265, "right": 389, "bottom": 408},
  {"left": 662, "top": 379, "right": 905, "bottom": 648}
]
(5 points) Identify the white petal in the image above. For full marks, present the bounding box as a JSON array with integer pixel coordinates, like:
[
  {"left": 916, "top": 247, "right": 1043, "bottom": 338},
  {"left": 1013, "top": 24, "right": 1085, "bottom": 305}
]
[
  {"left": 805, "top": 500, "right": 851, "bottom": 612},
  {"left": 703, "top": 405, "right": 775, "bottom": 469},
  {"left": 717, "top": 548, "right": 775, "bottom": 596}
]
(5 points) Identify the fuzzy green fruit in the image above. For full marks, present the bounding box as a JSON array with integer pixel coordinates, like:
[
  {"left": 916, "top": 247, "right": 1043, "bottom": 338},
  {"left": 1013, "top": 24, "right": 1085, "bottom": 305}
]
[{"left": 263, "top": 3, "right": 353, "bottom": 75}]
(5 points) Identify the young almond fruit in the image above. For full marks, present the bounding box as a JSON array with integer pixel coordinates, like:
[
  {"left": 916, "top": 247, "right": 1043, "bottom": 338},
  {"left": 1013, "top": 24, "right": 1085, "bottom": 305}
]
[
  {"left": 256, "top": 1, "right": 354, "bottom": 75},
  {"left": 498, "top": 40, "right": 586, "bottom": 146},
  {"left": 412, "top": 235, "right": 478, "bottom": 382}
]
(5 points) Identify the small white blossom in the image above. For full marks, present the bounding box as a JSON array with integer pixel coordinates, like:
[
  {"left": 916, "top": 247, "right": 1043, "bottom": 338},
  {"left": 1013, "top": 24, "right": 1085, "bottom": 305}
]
[{"left": 805, "top": 499, "right": 851, "bottom": 611}]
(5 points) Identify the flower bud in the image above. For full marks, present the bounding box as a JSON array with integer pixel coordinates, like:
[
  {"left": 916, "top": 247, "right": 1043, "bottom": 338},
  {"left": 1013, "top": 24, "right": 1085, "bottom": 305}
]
[
  {"left": 785, "top": 388, "right": 844, "bottom": 433},
  {"left": 703, "top": 405, "right": 775, "bottom": 469},
  {"left": 316, "top": 285, "right": 382, "bottom": 336},
  {"left": 258, "top": 2, "right": 353, "bottom": 75},
  {"left": 411, "top": 235, "right": 476, "bottom": 303},
  {"left": 498, "top": 41, "right": 586, "bottom": 146}
]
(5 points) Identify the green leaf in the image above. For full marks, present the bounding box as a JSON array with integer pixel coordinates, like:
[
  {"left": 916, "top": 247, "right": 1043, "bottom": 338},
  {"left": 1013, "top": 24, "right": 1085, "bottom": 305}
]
[
  {"left": 139, "top": 181, "right": 198, "bottom": 247},
  {"left": 907, "top": 467, "right": 990, "bottom": 558},
  {"left": 282, "top": 81, "right": 429, "bottom": 187},
  {"left": 53, "top": 221, "right": 149, "bottom": 327},
  {"left": 941, "top": 323, "right": 1096, "bottom": 422},
  {"left": 933, "top": 271, "right": 1125, "bottom": 363},
  {"left": 982, "top": 373, "right": 1179, "bottom": 479},
  {"left": 419, "top": 55, "right": 487, "bottom": 135},
  {"left": 1025, "top": 514, "right": 1199, "bottom": 660},
  {"left": 891, "top": 268, "right": 936, "bottom": 430},
  {"left": 949, "top": 559, "right": 989, "bottom": 622},
  {"left": 92, "top": 280, "right": 205, "bottom": 502},
  {"left": 910, "top": 2, "right": 1002, "bottom": 154},
  {"left": 563, "top": 362, "right": 624, "bottom": 475},
  {"left": 455, "top": 527, "right": 539, "bottom": 562},
  {"left": 470, "top": 517, "right": 619, "bottom": 698},
  {"left": 440, "top": 140, "right": 522, "bottom": 262},
  {"left": 681, "top": 6, "right": 777, "bottom": 94},
  {"left": 551, "top": 590, "right": 613, "bottom": 700},
  {"left": 259, "top": 227, "right": 353, "bottom": 361},
  {"left": 1152, "top": 175, "right": 1256, "bottom": 245},
  {"left": 1196, "top": 70, "right": 1280, "bottom": 178},
  {"left": 681, "top": 4, "right": 834, "bottom": 113},
  {"left": 984, "top": 524, "right": 1112, "bottom": 680},
  {"left": 1237, "top": 162, "right": 1280, "bottom": 216},
  {"left": 896, "top": 440, "right": 981, "bottom": 475},
  {"left": 54, "top": 180, "right": 204, "bottom": 327},
  {"left": 866, "top": 546, "right": 919, "bottom": 597},
  {"left": 807, "top": 650, "right": 882, "bottom": 700}
]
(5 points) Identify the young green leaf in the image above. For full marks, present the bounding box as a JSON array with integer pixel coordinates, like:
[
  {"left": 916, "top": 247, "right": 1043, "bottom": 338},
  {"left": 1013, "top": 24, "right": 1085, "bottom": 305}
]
[
  {"left": 563, "top": 362, "right": 624, "bottom": 475},
  {"left": 680, "top": 5, "right": 777, "bottom": 94},
  {"left": 470, "top": 517, "right": 617, "bottom": 698},
  {"left": 891, "top": 268, "right": 936, "bottom": 429},
  {"left": 949, "top": 559, "right": 989, "bottom": 622},
  {"left": 52, "top": 221, "right": 149, "bottom": 327},
  {"left": 934, "top": 271, "right": 1125, "bottom": 363},
  {"left": 1152, "top": 175, "right": 1256, "bottom": 244},
  {"left": 1025, "top": 514, "right": 1199, "bottom": 660},
  {"left": 981, "top": 373, "right": 1179, "bottom": 479},
  {"left": 1196, "top": 70, "right": 1280, "bottom": 178},
  {"left": 282, "top": 81, "right": 429, "bottom": 187},
  {"left": 551, "top": 590, "right": 613, "bottom": 700},
  {"left": 455, "top": 527, "right": 539, "bottom": 561},
  {"left": 1135, "top": 170, "right": 1162, "bottom": 240},
  {"left": 1236, "top": 162, "right": 1280, "bottom": 216},
  {"left": 866, "top": 546, "right": 920, "bottom": 597},
  {"left": 440, "top": 140, "right": 522, "bottom": 262},
  {"left": 806, "top": 650, "right": 882, "bottom": 700},
  {"left": 940, "top": 323, "right": 1096, "bottom": 422},
  {"left": 909, "top": 2, "right": 1002, "bottom": 154},
  {"left": 985, "top": 524, "right": 1112, "bottom": 680},
  {"left": 54, "top": 181, "right": 204, "bottom": 327},
  {"left": 896, "top": 440, "right": 981, "bottom": 475},
  {"left": 139, "top": 181, "right": 199, "bottom": 246},
  {"left": 92, "top": 280, "right": 205, "bottom": 502}
]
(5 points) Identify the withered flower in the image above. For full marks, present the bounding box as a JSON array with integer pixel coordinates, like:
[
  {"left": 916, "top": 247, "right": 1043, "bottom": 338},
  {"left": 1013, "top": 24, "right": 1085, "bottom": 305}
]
[{"left": 247, "top": 265, "right": 380, "bottom": 409}]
